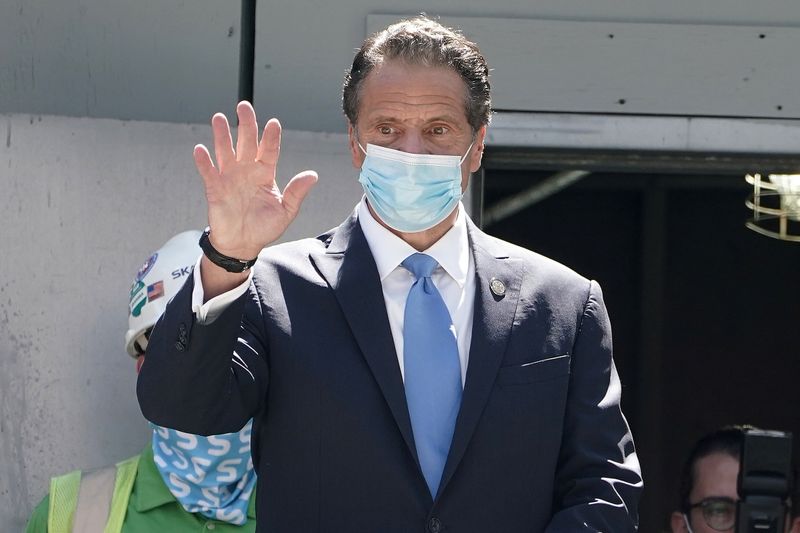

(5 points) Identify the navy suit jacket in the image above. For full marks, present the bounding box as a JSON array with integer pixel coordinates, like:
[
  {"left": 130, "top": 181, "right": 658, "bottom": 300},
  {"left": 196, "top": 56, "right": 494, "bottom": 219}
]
[{"left": 137, "top": 212, "right": 642, "bottom": 532}]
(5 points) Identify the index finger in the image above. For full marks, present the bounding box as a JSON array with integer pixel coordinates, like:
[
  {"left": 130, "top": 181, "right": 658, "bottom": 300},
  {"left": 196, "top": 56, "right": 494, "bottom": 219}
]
[{"left": 211, "top": 113, "right": 235, "bottom": 170}]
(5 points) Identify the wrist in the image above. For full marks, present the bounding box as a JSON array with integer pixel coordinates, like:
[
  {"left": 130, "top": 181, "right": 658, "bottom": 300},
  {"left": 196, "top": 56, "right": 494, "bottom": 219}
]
[
  {"left": 205, "top": 231, "right": 263, "bottom": 260},
  {"left": 199, "top": 228, "right": 259, "bottom": 273},
  {"left": 199, "top": 256, "right": 250, "bottom": 301}
]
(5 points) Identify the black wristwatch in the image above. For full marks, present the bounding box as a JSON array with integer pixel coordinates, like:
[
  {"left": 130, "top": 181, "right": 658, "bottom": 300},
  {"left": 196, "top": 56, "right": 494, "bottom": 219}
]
[{"left": 198, "top": 228, "right": 258, "bottom": 273}]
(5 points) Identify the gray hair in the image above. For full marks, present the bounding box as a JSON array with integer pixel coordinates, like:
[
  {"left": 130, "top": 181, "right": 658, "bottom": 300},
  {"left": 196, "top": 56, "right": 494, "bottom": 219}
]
[{"left": 342, "top": 16, "right": 491, "bottom": 132}]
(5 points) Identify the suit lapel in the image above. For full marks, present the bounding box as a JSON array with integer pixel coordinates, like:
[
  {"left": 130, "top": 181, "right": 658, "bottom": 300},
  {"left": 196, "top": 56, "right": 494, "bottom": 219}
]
[
  {"left": 309, "top": 214, "right": 420, "bottom": 469},
  {"left": 437, "top": 220, "right": 522, "bottom": 499},
  {"left": 309, "top": 214, "right": 522, "bottom": 502}
]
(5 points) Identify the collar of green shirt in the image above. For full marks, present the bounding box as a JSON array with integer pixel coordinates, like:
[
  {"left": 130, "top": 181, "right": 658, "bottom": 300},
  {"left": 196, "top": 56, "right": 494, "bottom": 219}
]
[{"left": 131, "top": 444, "right": 257, "bottom": 520}]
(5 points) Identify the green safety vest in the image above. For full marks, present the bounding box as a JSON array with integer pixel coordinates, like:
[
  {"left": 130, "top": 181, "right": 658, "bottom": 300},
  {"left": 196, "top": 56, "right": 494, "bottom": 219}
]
[{"left": 46, "top": 455, "right": 139, "bottom": 533}]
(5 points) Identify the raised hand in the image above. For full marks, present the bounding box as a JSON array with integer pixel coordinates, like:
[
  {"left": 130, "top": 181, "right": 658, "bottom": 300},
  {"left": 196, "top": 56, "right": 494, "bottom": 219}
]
[
  {"left": 193, "top": 101, "right": 317, "bottom": 297},
  {"left": 193, "top": 101, "right": 318, "bottom": 261}
]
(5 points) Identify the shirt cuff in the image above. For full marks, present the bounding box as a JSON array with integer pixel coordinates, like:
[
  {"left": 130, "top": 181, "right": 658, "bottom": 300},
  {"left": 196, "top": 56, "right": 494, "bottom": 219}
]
[{"left": 190, "top": 256, "right": 254, "bottom": 324}]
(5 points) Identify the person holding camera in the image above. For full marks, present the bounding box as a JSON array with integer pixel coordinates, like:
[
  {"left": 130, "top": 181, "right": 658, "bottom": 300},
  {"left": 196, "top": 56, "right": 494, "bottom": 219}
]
[{"left": 670, "top": 426, "right": 800, "bottom": 533}]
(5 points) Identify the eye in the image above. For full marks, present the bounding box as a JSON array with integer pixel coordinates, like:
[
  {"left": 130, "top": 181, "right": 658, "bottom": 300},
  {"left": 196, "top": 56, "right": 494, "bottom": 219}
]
[
  {"left": 430, "top": 125, "right": 449, "bottom": 136},
  {"left": 377, "top": 125, "right": 394, "bottom": 135},
  {"left": 702, "top": 499, "right": 736, "bottom": 521},
  {"left": 708, "top": 505, "right": 725, "bottom": 516}
]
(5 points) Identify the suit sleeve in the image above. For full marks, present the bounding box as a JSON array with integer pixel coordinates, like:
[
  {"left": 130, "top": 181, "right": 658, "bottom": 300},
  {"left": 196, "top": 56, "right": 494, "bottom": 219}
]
[
  {"left": 136, "top": 273, "right": 269, "bottom": 435},
  {"left": 545, "top": 280, "right": 643, "bottom": 532}
]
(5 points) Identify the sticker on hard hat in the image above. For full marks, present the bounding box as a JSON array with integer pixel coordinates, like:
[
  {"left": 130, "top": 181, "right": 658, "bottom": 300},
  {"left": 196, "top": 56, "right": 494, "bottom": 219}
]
[
  {"left": 136, "top": 253, "right": 158, "bottom": 282},
  {"left": 129, "top": 280, "right": 146, "bottom": 317},
  {"left": 147, "top": 281, "right": 164, "bottom": 302}
]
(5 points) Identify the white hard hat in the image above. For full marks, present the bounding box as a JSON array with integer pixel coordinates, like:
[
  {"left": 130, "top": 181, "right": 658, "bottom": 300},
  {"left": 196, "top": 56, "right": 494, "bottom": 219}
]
[{"left": 125, "top": 230, "right": 203, "bottom": 357}]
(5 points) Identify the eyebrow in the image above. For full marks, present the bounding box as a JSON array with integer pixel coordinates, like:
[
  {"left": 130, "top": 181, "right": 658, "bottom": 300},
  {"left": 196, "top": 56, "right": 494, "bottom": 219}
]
[
  {"left": 426, "top": 115, "right": 463, "bottom": 126},
  {"left": 365, "top": 116, "right": 400, "bottom": 125},
  {"left": 365, "top": 115, "right": 464, "bottom": 127}
]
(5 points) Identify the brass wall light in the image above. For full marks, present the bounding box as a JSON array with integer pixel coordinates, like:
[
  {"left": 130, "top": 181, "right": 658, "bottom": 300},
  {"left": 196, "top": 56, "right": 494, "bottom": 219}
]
[{"left": 746, "top": 174, "right": 800, "bottom": 242}]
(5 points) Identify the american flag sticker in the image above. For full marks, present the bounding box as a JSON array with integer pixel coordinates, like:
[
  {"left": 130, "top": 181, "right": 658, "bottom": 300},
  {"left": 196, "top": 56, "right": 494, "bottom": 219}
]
[{"left": 147, "top": 280, "right": 165, "bottom": 302}]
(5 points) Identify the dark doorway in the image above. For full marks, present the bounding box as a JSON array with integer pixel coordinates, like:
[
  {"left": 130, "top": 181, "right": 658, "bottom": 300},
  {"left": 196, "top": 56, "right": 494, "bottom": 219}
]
[{"left": 480, "top": 156, "right": 800, "bottom": 532}]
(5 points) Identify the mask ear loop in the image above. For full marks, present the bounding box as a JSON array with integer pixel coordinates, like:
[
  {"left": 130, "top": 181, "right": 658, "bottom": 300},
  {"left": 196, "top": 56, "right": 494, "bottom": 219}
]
[
  {"left": 460, "top": 127, "right": 483, "bottom": 165},
  {"left": 459, "top": 141, "right": 475, "bottom": 165},
  {"left": 682, "top": 513, "right": 695, "bottom": 533},
  {"left": 352, "top": 126, "right": 368, "bottom": 156}
]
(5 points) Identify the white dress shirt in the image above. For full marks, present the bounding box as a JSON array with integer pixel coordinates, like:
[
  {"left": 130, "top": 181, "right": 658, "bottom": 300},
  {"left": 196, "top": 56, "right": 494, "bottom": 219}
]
[
  {"left": 357, "top": 199, "right": 475, "bottom": 385},
  {"left": 191, "top": 198, "right": 476, "bottom": 385}
]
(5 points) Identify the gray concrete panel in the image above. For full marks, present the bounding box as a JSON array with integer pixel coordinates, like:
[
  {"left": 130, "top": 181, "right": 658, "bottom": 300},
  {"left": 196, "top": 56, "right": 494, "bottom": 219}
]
[
  {"left": 487, "top": 112, "right": 800, "bottom": 153},
  {"left": 369, "top": 15, "right": 800, "bottom": 121},
  {"left": 0, "top": 0, "right": 241, "bottom": 123},
  {"left": 254, "top": 3, "right": 800, "bottom": 132},
  {"left": 4, "top": 1, "right": 800, "bottom": 128}
]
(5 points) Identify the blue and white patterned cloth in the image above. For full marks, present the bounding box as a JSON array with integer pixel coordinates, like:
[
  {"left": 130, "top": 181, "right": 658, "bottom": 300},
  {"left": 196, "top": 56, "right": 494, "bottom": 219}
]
[{"left": 150, "top": 420, "right": 256, "bottom": 525}]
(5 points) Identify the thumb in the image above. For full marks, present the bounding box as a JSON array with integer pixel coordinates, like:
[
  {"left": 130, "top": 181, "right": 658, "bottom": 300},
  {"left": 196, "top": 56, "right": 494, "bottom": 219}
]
[{"left": 282, "top": 170, "right": 318, "bottom": 218}]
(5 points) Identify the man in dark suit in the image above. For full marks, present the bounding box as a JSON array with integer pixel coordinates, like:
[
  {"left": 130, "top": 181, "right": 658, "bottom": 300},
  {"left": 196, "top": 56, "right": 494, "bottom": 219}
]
[{"left": 138, "top": 16, "right": 642, "bottom": 532}]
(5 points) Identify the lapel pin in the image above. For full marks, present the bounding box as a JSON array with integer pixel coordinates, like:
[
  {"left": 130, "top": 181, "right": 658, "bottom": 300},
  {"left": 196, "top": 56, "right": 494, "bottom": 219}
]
[{"left": 489, "top": 277, "right": 506, "bottom": 297}]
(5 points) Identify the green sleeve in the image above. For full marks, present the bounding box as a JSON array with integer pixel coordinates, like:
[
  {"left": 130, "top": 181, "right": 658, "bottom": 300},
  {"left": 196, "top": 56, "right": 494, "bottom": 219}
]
[{"left": 25, "top": 494, "right": 50, "bottom": 533}]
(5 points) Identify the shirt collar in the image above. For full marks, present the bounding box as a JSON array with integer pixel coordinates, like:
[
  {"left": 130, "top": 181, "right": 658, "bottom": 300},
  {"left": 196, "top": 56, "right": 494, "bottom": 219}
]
[
  {"left": 132, "top": 443, "right": 257, "bottom": 519},
  {"left": 132, "top": 443, "right": 179, "bottom": 512},
  {"left": 357, "top": 197, "right": 469, "bottom": 287}
]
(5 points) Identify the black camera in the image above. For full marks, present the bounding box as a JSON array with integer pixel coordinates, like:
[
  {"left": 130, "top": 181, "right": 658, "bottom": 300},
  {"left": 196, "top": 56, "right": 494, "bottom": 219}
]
[{"left": 736, "top": 429, "right": 793, "bottom": 533}]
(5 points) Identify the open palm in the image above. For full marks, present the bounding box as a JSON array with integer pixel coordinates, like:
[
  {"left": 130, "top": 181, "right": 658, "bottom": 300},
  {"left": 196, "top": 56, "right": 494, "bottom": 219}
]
[{"left": 193, "top": 101, "right": 318, "bottom": 259}]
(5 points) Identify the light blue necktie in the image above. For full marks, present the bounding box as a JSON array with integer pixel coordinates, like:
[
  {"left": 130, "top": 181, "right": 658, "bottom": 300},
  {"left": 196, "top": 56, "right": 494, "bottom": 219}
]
[{"left": 402, "top": 253, "right": 463, "bottom": 498}]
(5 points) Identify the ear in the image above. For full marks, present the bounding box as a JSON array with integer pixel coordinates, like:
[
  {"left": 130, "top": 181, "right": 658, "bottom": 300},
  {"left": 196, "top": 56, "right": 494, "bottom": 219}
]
[
  {"left": 670, "top": 511, "right": 688, "bottom": 533},
  {"left": 789, "top": 516, "right": 800, "bottom": 533},
  {"left": 348, "top": 123, "right": 365, "bottom": 169},
  {"left": 136, "top": 354, "right": 145, "bottom": 374},
  {"left": 468, "top": 125, "right": 487, "bottom": 174}
]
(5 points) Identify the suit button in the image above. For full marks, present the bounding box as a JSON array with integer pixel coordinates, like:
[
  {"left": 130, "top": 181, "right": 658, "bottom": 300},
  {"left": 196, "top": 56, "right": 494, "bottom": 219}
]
[
  {"left": 176, "top": 323, "right": 189, "bottom": 348},
  {"left": 427, "top": 517, "right": 442, "bottom": 533}
]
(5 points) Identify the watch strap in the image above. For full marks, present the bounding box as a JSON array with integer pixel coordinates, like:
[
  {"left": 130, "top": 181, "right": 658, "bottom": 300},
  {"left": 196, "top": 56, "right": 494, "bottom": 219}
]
[{"left": 198, "top": 228, "right": 258, "bottom": 273}]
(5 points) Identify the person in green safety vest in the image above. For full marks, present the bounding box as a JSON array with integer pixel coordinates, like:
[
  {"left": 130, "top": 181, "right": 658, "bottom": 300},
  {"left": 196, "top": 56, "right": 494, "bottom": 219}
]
[{"left": 25, "top": 231, "right": 257, "bottom": 533}]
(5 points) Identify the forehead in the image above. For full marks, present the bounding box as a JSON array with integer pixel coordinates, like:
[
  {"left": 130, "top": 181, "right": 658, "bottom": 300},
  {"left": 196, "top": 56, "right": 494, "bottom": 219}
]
[
  {"left": 691, "top": 452, "right": 740, "bottom": 501},
  {"left": 357, "top": 60, "right": 470, "bottom": 125}
]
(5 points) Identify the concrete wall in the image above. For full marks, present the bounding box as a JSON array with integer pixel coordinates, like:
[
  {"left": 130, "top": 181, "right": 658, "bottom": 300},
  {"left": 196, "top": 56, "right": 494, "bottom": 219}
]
[
  {"left": 3, "top": 1, "right": 800, "bottom": 131},
  {"left": 0, "top": 113, "right": 361, "bottom": 530},
  {"left": 263, "top": 5, "right": 800, "bottom": 132},
  {"left": 0, "top": 0, "right": 240, "bottom": 124},
  {"left": 369, "top": 15, "right": 800, "bottom": 122}
]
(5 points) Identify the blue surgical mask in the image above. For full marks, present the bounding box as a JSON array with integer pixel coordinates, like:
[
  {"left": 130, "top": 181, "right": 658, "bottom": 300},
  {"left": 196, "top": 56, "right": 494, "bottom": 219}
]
[
  {"left": 358, "top": 142, "right": 473, "bottom": 233},
  {"left": 150, "top": 421, "right": 256, "bottom": 525}
]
